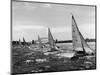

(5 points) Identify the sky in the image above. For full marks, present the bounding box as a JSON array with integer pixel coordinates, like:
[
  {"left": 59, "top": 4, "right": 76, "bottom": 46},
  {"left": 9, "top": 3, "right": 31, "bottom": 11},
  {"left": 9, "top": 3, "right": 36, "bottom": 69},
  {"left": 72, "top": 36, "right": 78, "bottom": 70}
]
[{"left": 12, "top": 1, "right": 95, "bottom": 41}]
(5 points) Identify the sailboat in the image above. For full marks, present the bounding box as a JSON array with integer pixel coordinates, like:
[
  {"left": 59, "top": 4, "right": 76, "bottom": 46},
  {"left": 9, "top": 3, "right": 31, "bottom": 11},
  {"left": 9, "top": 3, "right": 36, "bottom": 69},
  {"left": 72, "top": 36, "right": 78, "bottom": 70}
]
[
  {"left": 17, "top": 38, "right": 23, "bottom": 48},
  {"left": 71, "top": 15, "right": 94, "bottom": 58},
  {"left": 23, "top": 37, "right": 30, "bottom": 48},
  {"left": 38, "top": 35, "right": 43, "bottom": 50},
  {"left": 23, "top": 37, "right": 26, "bottom": 45},
  {"left": 48, "top": 28, "right": 59, "bottom": 52},
  {"left": 19, "top": 38, "right": 22, "bottom": 46}
]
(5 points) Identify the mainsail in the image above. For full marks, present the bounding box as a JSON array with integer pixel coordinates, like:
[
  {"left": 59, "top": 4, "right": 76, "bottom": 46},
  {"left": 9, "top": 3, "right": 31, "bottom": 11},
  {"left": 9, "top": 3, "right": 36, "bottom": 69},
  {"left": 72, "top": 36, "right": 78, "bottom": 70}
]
[
  {"left": 48, "top": 28, "right": 56, "bottom": 49},
  {"left": 72, "top": 15, "right": 94, "bottom": 54}
]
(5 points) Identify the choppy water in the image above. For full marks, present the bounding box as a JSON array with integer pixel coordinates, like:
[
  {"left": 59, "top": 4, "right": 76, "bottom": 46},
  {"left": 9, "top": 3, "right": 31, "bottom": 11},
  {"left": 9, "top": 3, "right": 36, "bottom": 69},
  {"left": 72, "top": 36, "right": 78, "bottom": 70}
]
[
  {"left": 56, "top": 42, "right": 95, "bottom": 50},
  {"left": 12, "top": 42, "right": 96, "bottom": 74}
]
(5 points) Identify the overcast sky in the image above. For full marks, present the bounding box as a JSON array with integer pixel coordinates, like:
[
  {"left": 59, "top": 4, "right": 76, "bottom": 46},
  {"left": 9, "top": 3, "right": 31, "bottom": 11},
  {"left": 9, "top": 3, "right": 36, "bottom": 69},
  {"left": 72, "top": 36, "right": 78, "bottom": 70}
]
[{"left": 12, "top": 1, "right": 95, "bottom": 41}]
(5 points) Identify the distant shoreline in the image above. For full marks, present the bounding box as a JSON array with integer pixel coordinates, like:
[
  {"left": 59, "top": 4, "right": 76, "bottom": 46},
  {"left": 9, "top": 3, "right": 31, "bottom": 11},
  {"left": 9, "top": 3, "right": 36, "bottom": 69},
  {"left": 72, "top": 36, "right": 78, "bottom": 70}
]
[
  {"left": 55, "top": 39, "right": 96, "bottom": 43},
  {"left": 12, "top": 39, "right": 96, "bottom": 45}
]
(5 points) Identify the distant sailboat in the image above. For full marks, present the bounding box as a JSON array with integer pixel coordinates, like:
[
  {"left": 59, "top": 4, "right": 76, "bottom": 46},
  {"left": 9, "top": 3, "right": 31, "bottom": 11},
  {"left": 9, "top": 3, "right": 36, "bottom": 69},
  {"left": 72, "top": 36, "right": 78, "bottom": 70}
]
[
  {"left": 48, "top": 28, "right": 59, "bottom": 52},
  {"left": 19, "top": 38, "right": 22, "bottom": 46},
  {"left": 23, "top": 37, "right": 29, "bottom": 48},
  {"left": 23, "top": 37, "right": 26, "bottom": 45},
  {"left": 23, "top": 37, "right": 29, "bottom": 46},
  {"left": 72, "top": 15, "right": 94, "bottom": 56},
  {"left": 17, "top": 38, "right": 23, "bottom": 48},
  {"left": 38, "top": 35, "right": 43, "bottom": 50}
]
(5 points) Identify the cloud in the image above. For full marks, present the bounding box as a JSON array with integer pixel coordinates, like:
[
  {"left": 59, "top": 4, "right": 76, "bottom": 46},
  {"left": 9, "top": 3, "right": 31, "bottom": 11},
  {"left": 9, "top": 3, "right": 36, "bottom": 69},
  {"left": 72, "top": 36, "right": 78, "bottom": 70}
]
[
  {"left": 24, "top": 2, "right": 37, "bottom": 10},
  {"left": 51, "top": 27, "right": 69, "bottom": 33},
  {"left": 13, "top": 25, "right": 46, "bottom": 31},
  {"left": 43, "top": 4, "right": 51, "bottom": 8},
  {"left": 12, "top": 1, "right": 37, "bottom": 11},
  {"left": 12, "top": 1, "right": 95, "bottom": 41}
]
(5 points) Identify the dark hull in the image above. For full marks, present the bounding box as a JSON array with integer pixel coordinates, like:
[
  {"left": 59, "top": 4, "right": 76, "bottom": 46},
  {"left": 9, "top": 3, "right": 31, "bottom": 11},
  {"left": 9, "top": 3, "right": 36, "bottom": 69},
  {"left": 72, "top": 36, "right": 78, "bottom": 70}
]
[
  {"left": 71, "top": 51, "right": 94, "bottom": 60},
  {"left": 47, "top": 48, "right": 59, "bottom": 52}
]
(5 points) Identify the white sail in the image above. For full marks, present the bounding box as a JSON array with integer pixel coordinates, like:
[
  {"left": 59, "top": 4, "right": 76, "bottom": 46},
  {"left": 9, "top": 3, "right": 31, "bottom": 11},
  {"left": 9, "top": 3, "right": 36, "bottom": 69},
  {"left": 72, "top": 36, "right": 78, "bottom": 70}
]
[
  {"left": 79, "top": 31, "right": 94, "bottom": 54},
  {"left": 48, "top": 28, "right": 56, "bottom": 49},
  {"left": 72, "top": 15, "right": 94, "bottom": 54},
  {"left": 72, "top": 15, "right": 83, "bottom": 51}
]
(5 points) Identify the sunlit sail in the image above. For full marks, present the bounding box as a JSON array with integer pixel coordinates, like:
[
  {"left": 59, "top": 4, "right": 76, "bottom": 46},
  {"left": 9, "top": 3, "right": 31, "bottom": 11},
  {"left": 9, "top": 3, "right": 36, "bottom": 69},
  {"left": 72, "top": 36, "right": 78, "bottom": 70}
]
[{"left": 72, "top": 15, "right": 94, "bottom": 54}]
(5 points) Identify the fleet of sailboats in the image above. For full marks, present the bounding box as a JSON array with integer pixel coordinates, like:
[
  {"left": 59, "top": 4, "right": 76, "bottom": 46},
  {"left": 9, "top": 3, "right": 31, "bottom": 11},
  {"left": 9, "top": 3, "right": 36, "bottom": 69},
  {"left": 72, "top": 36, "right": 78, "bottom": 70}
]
[
  {"left": 18, "top": 14, "right": 95, "bottom": 58},
  {"left": 12, "top": 14, "right": 96, "bottom": 74},
  {"left": 46, "top": 14, "right": 94, "bottom": 57}
]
